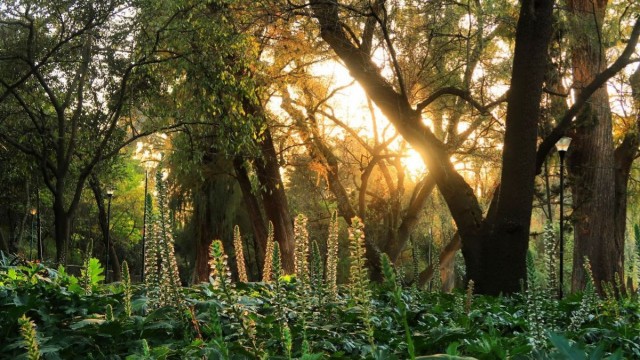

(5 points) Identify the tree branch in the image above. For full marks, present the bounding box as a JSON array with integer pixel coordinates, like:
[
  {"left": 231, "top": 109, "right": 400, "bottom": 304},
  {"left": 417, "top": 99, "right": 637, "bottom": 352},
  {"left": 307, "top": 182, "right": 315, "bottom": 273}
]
[{"left": 535, "top": 17, "right": 640, "bottom": 174}]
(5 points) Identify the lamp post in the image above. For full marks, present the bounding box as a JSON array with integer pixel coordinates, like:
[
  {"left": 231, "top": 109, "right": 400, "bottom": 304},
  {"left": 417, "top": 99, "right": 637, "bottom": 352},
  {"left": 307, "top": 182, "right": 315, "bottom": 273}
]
[
  {"left": 556, "top": 136, "right": 571, "bottom": 299},
  {"left": 141, "top": 169, "right": 149, "bottom": 283},
  {"left": 36, "top": 188, "right": 42, "bottom": 261},
  {"left": 29, "top": 208, "right": 37, "bottom": 261},
  {"left": 106, "top": 189, "right": 114, "bottom": 282}
]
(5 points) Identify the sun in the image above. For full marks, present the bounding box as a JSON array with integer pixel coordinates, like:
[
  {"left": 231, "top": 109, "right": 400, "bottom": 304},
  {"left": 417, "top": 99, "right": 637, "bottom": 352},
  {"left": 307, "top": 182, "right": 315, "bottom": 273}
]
[{"left": 402, "top": 147, "right": 428, "bottom": 179}]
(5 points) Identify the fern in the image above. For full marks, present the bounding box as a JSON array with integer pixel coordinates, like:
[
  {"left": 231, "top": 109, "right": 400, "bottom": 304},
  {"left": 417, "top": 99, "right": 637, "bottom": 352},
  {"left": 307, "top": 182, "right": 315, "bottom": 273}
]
[{"left": 81, "top": 257, "right": 105, "bottom": 295}]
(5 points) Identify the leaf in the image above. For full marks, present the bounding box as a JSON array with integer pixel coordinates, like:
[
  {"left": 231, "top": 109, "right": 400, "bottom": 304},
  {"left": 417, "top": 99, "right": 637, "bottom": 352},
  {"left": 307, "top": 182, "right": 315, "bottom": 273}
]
[
  {"left": 70, "top": 318, "right": 106, "bottom": 330},
  {"left": 548, "top": 333, "right": 586, "bottom": 360},
  {"left": 415, "top": 356, "right": 477, "bottom": 360},
  {"left": 87, "top": 258, "right": 105, "bottom": 286}
]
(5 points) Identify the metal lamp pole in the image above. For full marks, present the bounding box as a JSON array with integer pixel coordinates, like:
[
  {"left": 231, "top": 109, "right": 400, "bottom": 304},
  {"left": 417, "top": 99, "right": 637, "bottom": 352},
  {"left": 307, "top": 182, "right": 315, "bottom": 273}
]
[
  {"left": 556, "top": 136, "right": 571, "bottom": 299},
  {"left": 106, "top": 189, "right": 114, "bottom": 282},
  {"left": 141, "top": 170, "right": 148, "bottom": 283},
  {"left": 30, "top": 208, "right": 36, "bottom": 261},
  {"left": 37, "top": 188, "right": 43, "bottom": 261}
]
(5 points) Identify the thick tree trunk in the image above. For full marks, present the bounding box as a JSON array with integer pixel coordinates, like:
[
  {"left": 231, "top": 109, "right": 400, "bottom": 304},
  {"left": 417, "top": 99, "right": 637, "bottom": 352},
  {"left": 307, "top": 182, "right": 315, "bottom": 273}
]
[
  {"left": 566, "top": 0, "right": 622, "bottom": 293},
  {"left": 472, "top": 0, "right": 554, "bottom": 295},
  {"left": 254, "top": 128, "right": 296, "bottom": 274},
  {"left": 234, "top": 156, "right": 267, "bottom": 276},
  {"left": 613, "top": 65, "right": 640, "bottom": 291},
  {"left": 53, "top": 196, "right": 71, "bottom": 264},
  {"left": 192, "top": 189, "right": 213, "bottom": 283}
]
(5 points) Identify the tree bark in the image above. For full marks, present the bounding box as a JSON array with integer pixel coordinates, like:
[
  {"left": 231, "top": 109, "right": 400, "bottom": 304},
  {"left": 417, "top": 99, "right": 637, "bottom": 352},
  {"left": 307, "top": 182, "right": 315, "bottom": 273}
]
[
  {"left": 234, "top": 156, "right": 267, "bottom": 276},
  {"left": 254, "top": 127, "right": 296, "bottom": 274},
  {"left": 566, "top": 0, "right": 621, "bottom": 292},
  {"left": 613, "top": 65, "right": 640, "bottom": 291},
  {"left": 191, "top": 185, "right": 213, "bottom": 284},
  {"left": 472, "top": 0, "right": 555, "bottom": 294},
  {"left": 53, "top": 195, "right": 71, "bottom": 265}
]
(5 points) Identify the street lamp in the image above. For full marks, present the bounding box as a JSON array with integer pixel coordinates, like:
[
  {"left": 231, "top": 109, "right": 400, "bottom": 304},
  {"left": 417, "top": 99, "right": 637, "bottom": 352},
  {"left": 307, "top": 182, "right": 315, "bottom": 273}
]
[
  {"left": 36, "top": 189, "right": 42, "bottom": 261},
  {"left": 556, "top": 136, "right": 571, "bottom": 299},
  {"left": 106, "top": 189, "right": 114, "bottom": 282},
  {"left": 141, "top": 167, "right": 149, "bottom": 284},
  {"left": 30, "top": 208, "right": 37, "bottom": 261}
]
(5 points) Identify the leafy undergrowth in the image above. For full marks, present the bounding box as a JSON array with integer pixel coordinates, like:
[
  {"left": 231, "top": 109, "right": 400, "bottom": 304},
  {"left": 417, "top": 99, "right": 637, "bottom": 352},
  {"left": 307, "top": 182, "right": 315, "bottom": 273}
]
[{"left": 1, "top": 261, "right": 639, "bottom": 360}]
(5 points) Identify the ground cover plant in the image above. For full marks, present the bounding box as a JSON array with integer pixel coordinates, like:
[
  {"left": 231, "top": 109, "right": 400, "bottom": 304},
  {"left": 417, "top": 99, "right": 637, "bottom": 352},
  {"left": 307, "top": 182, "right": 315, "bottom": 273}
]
[{"left": 1, "top": 218, "right": 639, "bottom": 360}]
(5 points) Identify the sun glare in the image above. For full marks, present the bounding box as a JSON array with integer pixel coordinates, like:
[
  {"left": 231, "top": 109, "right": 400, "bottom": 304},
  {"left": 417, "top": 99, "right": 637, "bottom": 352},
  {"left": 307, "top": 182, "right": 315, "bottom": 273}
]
[{"left": 403, "top": 148, "right": 427, "bottom": 179}]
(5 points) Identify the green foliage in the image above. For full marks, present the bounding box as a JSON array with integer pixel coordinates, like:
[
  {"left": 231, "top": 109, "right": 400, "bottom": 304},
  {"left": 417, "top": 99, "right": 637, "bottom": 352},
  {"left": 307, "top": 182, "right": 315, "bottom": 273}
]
[
  {"left": 1, "top": 259, "right": 640, "bottom": 359},
  {"left": 381, "top": 253, "right": 415, "bottom": 360},
  {"left": 81, "top": 258, "right": 106, "bottom": 294}
]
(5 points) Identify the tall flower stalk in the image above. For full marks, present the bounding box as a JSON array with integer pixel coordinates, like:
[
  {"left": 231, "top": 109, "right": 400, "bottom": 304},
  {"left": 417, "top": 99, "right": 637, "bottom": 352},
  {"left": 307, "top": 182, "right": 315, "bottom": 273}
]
[
  {"left": 155, "top": 169, "right": 182, "bottom": 308},
  {"left": 233, "top": 225, "right": 248, "bottom": 282},
  {"left": 347, "top": 217, "right": 375, "bottom": 352},
  {"left": 122, "top": 261, "right": 133, "bottom": 317},
  {"left": 144, "top": 168, "right": 182, "bottom": 309},
  {"left": 209, "top": 239, "right": 261, "bottom": 356},
  {"left": 325, "top": 211, "right": 339, "bottom": 299},
  {"left": 262, "top": 222, "right": 275, "bottom": 282},
  {"left": 543, "top": 222, "right": 557, "bottom": 293},
  {"left": 18, "top": 315, "right": 40, "bottom": 360},
  {"left": 80, "top": 240, "right": 94, "bottom": 295},
  {"left": 294, "top": 214, "right": 310, "bottom": 285}
]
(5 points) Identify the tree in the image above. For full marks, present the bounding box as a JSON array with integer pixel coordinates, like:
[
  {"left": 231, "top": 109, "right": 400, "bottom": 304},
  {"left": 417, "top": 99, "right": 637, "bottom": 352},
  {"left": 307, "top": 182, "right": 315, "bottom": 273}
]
[
  {"left": 0, "top": 0, "right": 181, "bottom": 262},
  {"left": 133, "top": 0, "right": 297, "bottom": 276},
  {"left": 565, "top": 0, "right": 638, "bottom": 292},
  {"left": 306, "top": 0, "right": 640, "bottom": 294}
]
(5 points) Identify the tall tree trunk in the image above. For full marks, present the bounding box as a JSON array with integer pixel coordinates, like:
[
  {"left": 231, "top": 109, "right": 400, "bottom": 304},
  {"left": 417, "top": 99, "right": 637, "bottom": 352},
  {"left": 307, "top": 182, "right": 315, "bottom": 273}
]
[
  {"left": 465, "top": 0, "right": 555, "bottom": 295},
  {"left": 53, "top": 194, "right": 70, "bottom": 264},
  {"left": 234, "top": 156, "right": 267, "bottom": 276},
  {"left": 614, "top": 65, "right": 640, "bottom": 290},
  {"left": 89, "top": 175, "right": 121, "bottom": 281},
  {"left": 191, "top": 185, "right": 213, "bottom": 283},
  {"left": 566, "top": 0, "right": 621, "bottom": 292},
  {"left": 254, "top": 127, "right": 296, "bottom": 274}
]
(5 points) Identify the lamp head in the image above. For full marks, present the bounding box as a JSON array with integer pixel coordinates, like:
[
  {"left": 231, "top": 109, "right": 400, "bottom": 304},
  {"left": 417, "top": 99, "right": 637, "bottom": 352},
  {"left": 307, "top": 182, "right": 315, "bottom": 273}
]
[
  {"left": 30, "top": 208, "right": 37, "bottom": 215},
  {"left": 106, "top": 189, "right": 114, "bottom": 198},
  {"left": 556, "top": 136, "right": 572, "bottom": 153}
]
